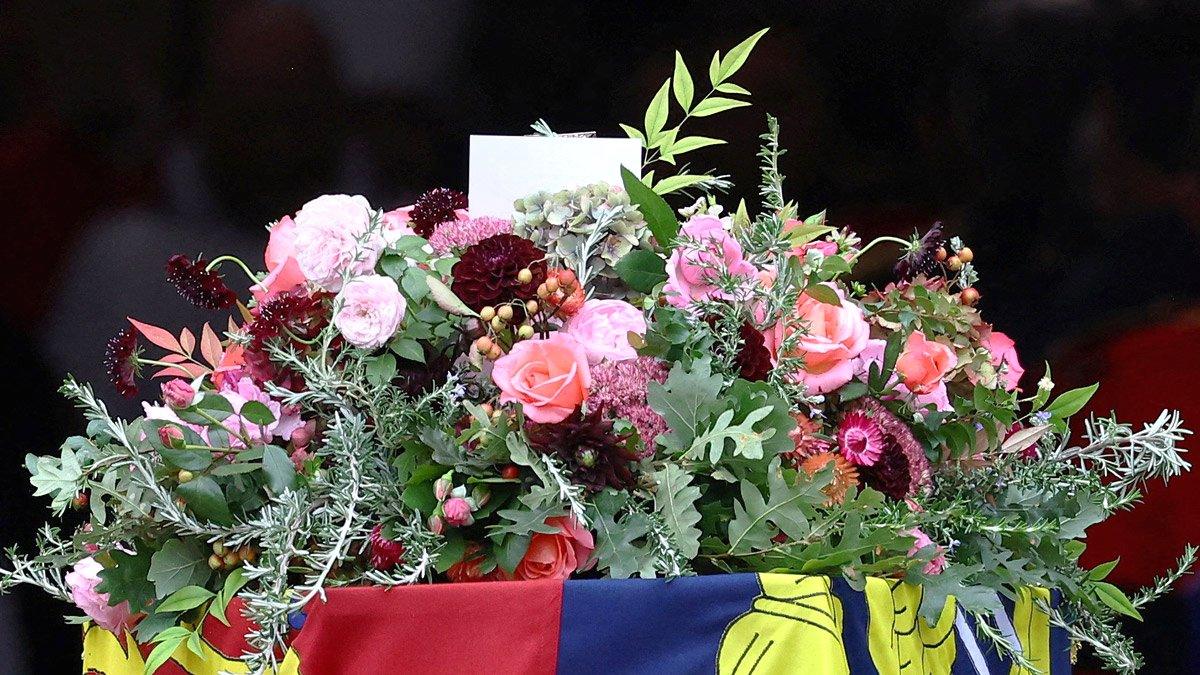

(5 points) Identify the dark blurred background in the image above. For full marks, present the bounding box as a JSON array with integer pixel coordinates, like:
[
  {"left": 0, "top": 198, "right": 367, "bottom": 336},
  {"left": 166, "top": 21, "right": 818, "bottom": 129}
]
[{"left": 2, "top": 1, "right": 1198, "bottom": 671}]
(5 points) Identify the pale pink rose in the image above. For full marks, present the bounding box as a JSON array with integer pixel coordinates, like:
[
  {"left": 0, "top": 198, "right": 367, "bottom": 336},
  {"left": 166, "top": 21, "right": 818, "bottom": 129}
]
[
  {"left": 903, "top": 528, "right": 948, "bottom": 575},
  {"left": 443, "top": 497, "right": 474, "bottom": 527},
  {"left": 381, "top": 205, "right": 468, "bottom": 246},
  {"left": 664, "top": 215, "right": 757, "bottom": 307},
  {"left": 764, "top": 283, "right": 869, "bottom": 394},
  {"left": 980, "top": 329, "right": 1024, "bottom": 391},
  {"left": 251, "top": 216, "right": 307, "bottom": 301},
  {"left": 514, "top": 516, "right": 595, "bottom": 581},
  {"left": 332, "top": 275, "right": 406, "bottom": 349},
  {"left": 292, "top": 194, "right": 382, "bottom": 291},
  {"left": 492, "top": 332, "right": 591, "bottom": 423},
  {"left": 66, "top": 557, "right": 134, "bottom": 633},
  {"left": 160, "top": 379, "right": 196, "bottom": 409},
  {"left": 563, "top": 299, "right": 646, "bottom": 364},
  {"left": 895, "top": 331, "right": 956, "bottom": 395}
]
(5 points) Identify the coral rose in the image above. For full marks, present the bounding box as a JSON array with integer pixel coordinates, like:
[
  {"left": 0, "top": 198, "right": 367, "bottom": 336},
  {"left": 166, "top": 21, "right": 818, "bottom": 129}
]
[
  {"left": 332, "top": 275, "right": 406, "bottom": 349},
  {"left": 66, "top": 557, "right": 135, "bottom": 633},
  {"left": 663, "top": 215, "right": 757, "bottom": 307},
  {"left": 764, "top": 283, "right": 869, "bottom": 394},
  {"left": 895, "top": 330, "right": 956, "bottom": 395},
  {"left": 492, "top": 332, "right": 591, "bottom": 423},
  {"left": 513, "top": 516, "right": 595, "bottom": 581},
  {"left": 251, "top": 215, "right": 308, "bottom": 301},
  {"left": 980, "top": 329, "right": 1024, "bottom": 391},
  {"left": 563, "top": 299, "right": 646, "bottom": 364}
]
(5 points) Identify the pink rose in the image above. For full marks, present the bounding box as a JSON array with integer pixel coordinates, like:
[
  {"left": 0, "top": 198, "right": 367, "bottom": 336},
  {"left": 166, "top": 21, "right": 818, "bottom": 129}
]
[
  {"left": 563, "top": 299, "right": 646, "bottom": 364},
  {"left": 903, "top": 528, "right": 948, "bottom": 575},
  {"left": 851, "top": 339, "right": 953, "bottom": 412},
  {"left": 514, "top": 516, "right": 595, "bottom": 581},
  {"left": 491, "top": 333, "right": 591, "bottom": 423},
  {"left": 251, "top": 216, "right": 307, "bottom": 301},
  {"left": 332, "top": 275, "right": 406, "bottom": 349},
  {"left": 292, "top": 194, "right": 383, "bottom": 291},
  {"left": 218, "top": 377, "right": 285, "bottom": 445},
  {"left": 160, "top": 379, "right": 196, "bottom": 409},
  {"left": 664, "top": 215, "right": 757, "bottom": 307},
  {"left": 980, "top": 329, "right": 1024, "bottom": 391},
  {"left": 764, "top": 283, "right": 869, "bottom": 394},
  {"left": 66, "top": 557, "right": 135, "bottom": 633},
  {"left": 443, "top": 497, "right": 474, "bottom": 527},
  {"left": 895, "top": 331, "right": 956, "bottom": 395}
]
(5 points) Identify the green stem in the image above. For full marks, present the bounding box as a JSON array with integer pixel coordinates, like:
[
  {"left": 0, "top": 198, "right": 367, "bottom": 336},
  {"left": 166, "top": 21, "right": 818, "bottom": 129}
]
[
  {"left": 849, "top": 236, "right": 913, "bottom": 262},
  {"left": 206, "top": 255, "right": 261, "bottom": 284}
]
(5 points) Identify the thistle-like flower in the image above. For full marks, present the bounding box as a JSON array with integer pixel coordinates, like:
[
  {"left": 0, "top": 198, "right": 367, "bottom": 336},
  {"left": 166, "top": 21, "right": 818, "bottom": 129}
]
[
  {"left": 165, "top": 254, "right": 238, "bottom": 310},
  {"left": 409, "top": 188, "right": 468, "bottom": 238},
  {"left": 893, "top": 222, "right": 944, "bottom": 281},
  {"left": 103, "top": 327, "right": 140, "bottom": 398}
]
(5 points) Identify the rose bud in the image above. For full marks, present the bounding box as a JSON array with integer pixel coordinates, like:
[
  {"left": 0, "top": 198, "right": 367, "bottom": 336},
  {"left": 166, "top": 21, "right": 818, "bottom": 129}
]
[
  {"left": 434, "top": 477, "right": 453, "bottom": 502},
  {"left": 158, "top": 425, "right": 185, "bottom": 448},
  {"left": 443, "top": 497, "right": 474, "bottom": 527},
  {"left": 161, "top": 379, "right": 196, "bottom": 409}
]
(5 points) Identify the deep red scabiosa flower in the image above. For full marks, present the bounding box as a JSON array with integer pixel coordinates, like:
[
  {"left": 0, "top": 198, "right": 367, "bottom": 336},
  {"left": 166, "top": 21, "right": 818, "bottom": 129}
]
[
  {"left": 368, "top": 524, "right": 405, "bottom": 571},
  {"left": 408, "top": 188, "right": 468, "bottom": 238},
  {"left": 734, "top": 322, "right": 772, "bottom": 382},
  {"left": 893, "top": 222, "right": 944, "bottom": 281},
  {"left": 165, "top": 254, "right": 237, "bottom": 310},
  {"left": 526, "top": 409, "right": 637, "bottom": 491},
  {"left": 451, "top": 234, "right": 547, "bottom": 311},
  {"left": 836, "top": 411, "right": 885, "bottom": 466},
  {"left": 103, "top": 327, "right": 140, "bottom": 398},
  {"left": 849, "top": 398, "right": 932, "bottom": 500},
  {"left": 247, "top": 291, "right": 327, "bottom": 348}
]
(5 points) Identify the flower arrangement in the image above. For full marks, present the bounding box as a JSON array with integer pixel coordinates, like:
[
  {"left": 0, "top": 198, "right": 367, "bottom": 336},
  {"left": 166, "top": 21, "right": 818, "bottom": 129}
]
[{"left": 2, "top": 30, "right": 1194, "bottom": 674}]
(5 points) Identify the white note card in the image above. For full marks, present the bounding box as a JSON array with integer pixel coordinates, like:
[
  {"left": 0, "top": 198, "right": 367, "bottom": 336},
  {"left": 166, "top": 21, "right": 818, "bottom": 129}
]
[{"left": 468, "top": 135, "right": 642, "bottom": 217}]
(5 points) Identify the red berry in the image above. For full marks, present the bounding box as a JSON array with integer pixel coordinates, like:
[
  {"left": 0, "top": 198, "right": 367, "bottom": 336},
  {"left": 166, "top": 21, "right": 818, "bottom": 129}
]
[
  {"left": 501, "top": 465, "right": 520, "bottom": 480},
  {"left": 71, "top": 493, "right": 89, "bottom": 510}
]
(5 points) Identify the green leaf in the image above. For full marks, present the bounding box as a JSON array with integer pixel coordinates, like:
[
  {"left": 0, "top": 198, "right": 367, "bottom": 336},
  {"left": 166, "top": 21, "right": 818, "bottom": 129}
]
[
  {"left": 424, "top": 275, "right": 478, "bottom": 317},
  {"left": 1046, "top": 383, "right": 1099, "bottom": 420},
  {"left": 158, "top": 444, "right": 213, "bottom": 472},
  {"left": 1094, "top": 581, "right": 1143, "bottom": 620},
  {"left": 262, "top": 444, "right": 297, "bottom": 494},
  {"left": 176, "top": 476, "right": 234, "bottom": 525},
  {"left": 644, "top": 79, "right": 671, "bottom": 138},
  {"left": 148, "top": 539, "right": 211, "bottom": 599},
  {"left": 690, "top": 96, "right": 751, "bottom": 117},
  {"left": 380, "top": 253, "right": 407, "bottom": 279},
  {"left": 652, "top": 174, "right": 711, "bottom": 195},
  {"left": 621, "top": 165, "right": 678, "bottom": 247},
  {"left": 728, "top": 468, "right": 824, "bottom": 553},
  {"left": 588, "top": 490, "right": 657, "bottom": 579},
  {"left": 29, "top": 447, "right": 83, "bottom": 511},
  {"left": 687, "top": 407, "right": 774, "bottom": 462},
  {"left": 619, "top": 123, "right": 646, "bottom": 144},
  {"left": 666, "top": 136, "right": 725, "bottom": 156},
  {"left": 614, "top": 249, "right": 667, "bottom": 293},
  {"left": 672, "top": 51, "right": 694, "bottom": 111},
  {"left": 647, "top": 358, "right": 723, "bottom": 454},
  {"left": 496, "top": 534, "right": 530, "bottom": 574},
  {"left": 209, "top": 567, "right": 249, "bottom": 626},
  {"left": 143, "top": 633, "right": 186, "bottom": 675},
  {"left": 156, "top": 585, "right": 215, "bottom": 613},
  {"left": 209, "top": 462, "right": 260, "bottom": 476},
  {"left": 97, "top": 547, "right": 156, "bottom": 612},
  {"left": 708, "top": 51, "right": 722, "bottom": 86},
  {"left": 390, "top": 338, "right": 426, "bottom": 364},
  {"left": 803, "top": 283, "right": 842, "bottom": 306},
  {"left": 1088, "top": 558, "right": 1119, "bottom": 581},
  {"left": 401, "top": 267, "right": 430, "bottom": 300},
  {"left": 365, "top": 353, "right": 397, "bottom": 386},
  {"left": 239, "top": 400, "right": 276, "bottom": 427},
  {"left": 652, "top": 465, "right": 702, "bottom": 558},
  {"left": 715, "top": 82, "right": 752, "bottom": 95},
  {"left": 176, "top": 393, "right": 234, "bottom": 425},
  {"left": 718, "top": 28, "right": 769, "bottom": 83}
]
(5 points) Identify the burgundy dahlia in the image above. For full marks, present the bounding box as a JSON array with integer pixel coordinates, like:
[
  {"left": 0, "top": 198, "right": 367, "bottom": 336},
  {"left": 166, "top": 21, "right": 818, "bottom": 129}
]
[
  {"left": 165, "top": 254, "right": 237, "bottom": 310},
  {"left": 103, "top": 327, "right": 140, "bottom": 398},
  {"left": 847, "top": 398, "right": 932, "bottom": 500},
  {"left": 368, "top": 524, "right": 405, "bottom": 571},
  {"left": 893, "top": 222, "right": 944, "bottom": 282},
  {"left": 409, "top": 188, "right": 468, "bottom": 238},
  {"left": 734, "top": 322, "right": 773, "bottom": 382},
  {"left": 450, "top": 234, "right": 547, "bottom": 311},
  {"left": 526, "top": 409, "right": 638, "bottom": 491}
]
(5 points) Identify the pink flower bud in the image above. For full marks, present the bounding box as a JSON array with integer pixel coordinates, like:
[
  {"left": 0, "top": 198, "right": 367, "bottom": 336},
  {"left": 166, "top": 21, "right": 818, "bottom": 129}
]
[
  {"left": 434, "top": 478, "right": 453, "bottom": 502},
  {"left": 443, "top": 497, "right": 474, "bottom": 527},
  {"left": 290, "top": 423, "right": 314, "bottom": 449},
  {"left": 158, "top": 425, "right": 185, "bottom": 448},
  {"left": 427, "top": 514, "right": 444, "bottom": 535},
  {"left": 161, "top": 379, "right": 196, "bottom": 409}
]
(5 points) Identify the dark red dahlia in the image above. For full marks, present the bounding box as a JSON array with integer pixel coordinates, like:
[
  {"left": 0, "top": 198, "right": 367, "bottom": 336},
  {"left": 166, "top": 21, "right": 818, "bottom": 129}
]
[
  {"left": 165, "top": 254, "right": 238, "bottom": 310},
  {"left": 893, "top": 222, "right": 944, "bottom": 281},
  {"left": 368, "top": 524, "right": 405, "bottom": 571},
  {"left": 848, "top": 398, "right": 932, "bottom": 500},
  {"left": 734, "top": 322, "right": 773, "bottom": 381},
  {"left": 451, "top": 234, "right": 547, "bottom": 311},
  {"left": 526, "top": 409, "right": 638, "bottom": 491},
  {"left": 103, "top": 327, "right": 140, "bottom": 398},
  {"left": 409, "top": 188, "right": 467, "bottom": 238}
]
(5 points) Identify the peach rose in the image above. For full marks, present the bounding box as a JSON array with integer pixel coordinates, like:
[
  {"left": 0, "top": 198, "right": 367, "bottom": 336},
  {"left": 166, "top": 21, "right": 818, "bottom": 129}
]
[
  {"left": 514, "top": 516, "right": 595, "bottom": 581},
  {"left": 764, "top": 283, "right": 869, "bottom": 394},
  {"left": 491, "top": 332, "right": 591, "bottom": 423},
  {"left": 980, "top": 329, "right": 1024, "bottom": 391},
  {"left": 895, "top": 330, "right": 956, "bottom": 395},
  {"left": 251, "top": 216, "right": 308, "bottom": 301}
]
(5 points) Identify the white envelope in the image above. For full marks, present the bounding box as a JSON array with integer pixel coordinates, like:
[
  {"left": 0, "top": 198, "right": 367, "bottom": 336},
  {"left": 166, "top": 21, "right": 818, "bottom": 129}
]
[{"left": 468, "top": 135, "right": 643, "bottom": 217}]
